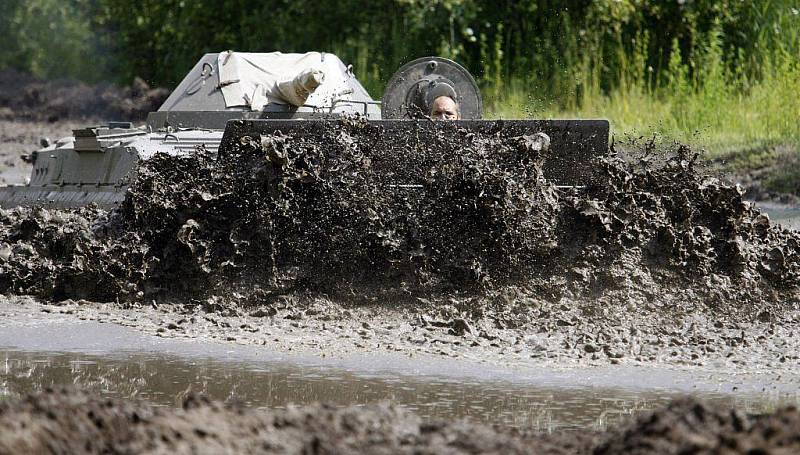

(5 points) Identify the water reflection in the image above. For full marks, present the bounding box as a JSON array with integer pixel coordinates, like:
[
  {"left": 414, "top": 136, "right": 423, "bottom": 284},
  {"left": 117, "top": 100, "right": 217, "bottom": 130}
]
[{"left": 2, "top": 349, "right": 797, "bottom": 431}]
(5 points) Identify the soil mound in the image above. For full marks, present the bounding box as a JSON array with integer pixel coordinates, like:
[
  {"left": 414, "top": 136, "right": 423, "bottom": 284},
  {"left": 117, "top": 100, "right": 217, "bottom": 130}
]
[
  {"left": 0, "top": 389, "right": 798, "bottom": 454},
  {"left": 0, "top": 69, "right": 168, "bottom": 122},
  {"left": 0, "top": 388, "right": 589, "bottom": 454},
  {"left": 596, "top": 398, "right": 800, "bottom": 454},
  {"left": 0, "top": 122, "right": 798, "bottom": 320}
]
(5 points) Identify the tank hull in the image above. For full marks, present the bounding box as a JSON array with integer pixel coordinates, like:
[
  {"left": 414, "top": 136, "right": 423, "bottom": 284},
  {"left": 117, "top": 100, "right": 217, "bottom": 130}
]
[{"left": 0, "top": 129, "right": 223, "bottom": 209}]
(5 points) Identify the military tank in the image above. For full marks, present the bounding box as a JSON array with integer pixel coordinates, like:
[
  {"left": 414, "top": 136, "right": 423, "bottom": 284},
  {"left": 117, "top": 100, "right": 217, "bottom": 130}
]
[{"left": 0, "top": 51, "right": 608, "bottom": 208}]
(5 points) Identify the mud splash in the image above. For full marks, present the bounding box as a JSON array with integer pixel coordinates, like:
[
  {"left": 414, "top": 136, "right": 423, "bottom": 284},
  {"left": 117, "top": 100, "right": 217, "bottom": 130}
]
[
  {"left": 0, "top": 122, "right": 799, "bottom": 322},
  {"left": 123, "top": 121, "right": 560, "bottom": 294},
  {"left": 0, "top": 388, "right": 798, "bottom": 454}
]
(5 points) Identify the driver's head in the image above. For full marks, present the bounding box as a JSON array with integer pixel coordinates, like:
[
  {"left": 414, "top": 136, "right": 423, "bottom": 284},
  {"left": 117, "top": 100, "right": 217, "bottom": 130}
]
[{"left": 430, "top": 96, "right": 460, "bottom": 120}]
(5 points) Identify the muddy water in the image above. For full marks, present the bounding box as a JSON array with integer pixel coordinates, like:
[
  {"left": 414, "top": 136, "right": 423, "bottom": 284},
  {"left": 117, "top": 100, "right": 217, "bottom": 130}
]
[
  {"left": 2, "top": 319, "right": 798, "bottom": 432},
  {"left": 760, "top": 203, "right": 800, "bottom": 230}
]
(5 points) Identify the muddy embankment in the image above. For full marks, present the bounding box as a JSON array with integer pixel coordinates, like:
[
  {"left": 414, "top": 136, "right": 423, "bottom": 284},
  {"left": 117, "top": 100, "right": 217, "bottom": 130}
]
[
  {"left": 0, "top": 69, "right": 167, "bottom": 123},
  {"left": 712, "top": 144, "right": 800, "bottom": 205},
  {"left": 0, "top": 388, "right": 798, "bottom": 454},
  {"left": 0, "top": 119, "right": 799, "bottom": 368}
]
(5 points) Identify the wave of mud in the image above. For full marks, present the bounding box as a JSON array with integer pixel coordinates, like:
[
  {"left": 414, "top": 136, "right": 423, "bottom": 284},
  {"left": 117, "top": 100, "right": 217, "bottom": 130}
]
[
  {"left": 1, "top": 388, "right": 798, "bottom": 454},
  {"left": 0, "top": 122, "right": 799, "bottom": 323}
]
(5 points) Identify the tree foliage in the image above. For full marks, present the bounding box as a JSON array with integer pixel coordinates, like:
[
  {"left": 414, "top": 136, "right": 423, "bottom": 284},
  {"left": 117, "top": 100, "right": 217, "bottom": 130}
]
[
  {"left": 0, "top": 0, "right": 797, "bottom": 105},
  {"left": 0, "top": 0, "right": 104, "bottom": 82}
]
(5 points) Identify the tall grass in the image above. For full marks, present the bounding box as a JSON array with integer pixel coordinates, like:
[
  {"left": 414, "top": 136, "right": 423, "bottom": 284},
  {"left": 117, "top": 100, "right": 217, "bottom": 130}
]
[
  {"left": 484, "top": 7, "right": 800, "bottom": 156},
  {"left": 1, "top": 0, "right": 797, "bottom": 157},
  {"left": 487, "top": 56, "right": 800, "bottom": 156}
]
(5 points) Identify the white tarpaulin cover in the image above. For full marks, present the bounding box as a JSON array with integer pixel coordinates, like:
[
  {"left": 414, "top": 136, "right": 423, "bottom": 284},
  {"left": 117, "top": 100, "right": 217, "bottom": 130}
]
[{"left": 217, "top": 51, "right": 354, "bottom": 110}]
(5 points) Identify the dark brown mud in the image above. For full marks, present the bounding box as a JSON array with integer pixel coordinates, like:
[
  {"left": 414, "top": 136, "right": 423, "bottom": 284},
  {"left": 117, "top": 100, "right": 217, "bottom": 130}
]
[
  {"left": 0, "top": 69, "right": 168, "bottom": 122},
  {"left": 0, "top": 388, "right": 798, "bottom": 454},
  {"left": 2, "top": 122, "right": 799, "bottom": 304}
]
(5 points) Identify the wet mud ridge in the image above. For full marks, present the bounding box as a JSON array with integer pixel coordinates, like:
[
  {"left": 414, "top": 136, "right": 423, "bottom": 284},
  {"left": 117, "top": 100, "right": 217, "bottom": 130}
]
[
  {"left": 1, "top": 121, "right": 799, "bottom": 364},
  {"left": 0, "top": 388, "right": 798, "bottom": 454}
]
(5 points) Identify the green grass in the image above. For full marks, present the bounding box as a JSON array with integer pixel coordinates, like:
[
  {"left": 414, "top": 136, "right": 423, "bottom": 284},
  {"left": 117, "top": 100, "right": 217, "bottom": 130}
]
[
  {"left": 482, "top": 9, "right": 800, "bottom": 162},
  {"left": 481, "top": 54, "right": 800, "bottom": 197},
  {"left": 484, "top": 58, "right": 800, "bottom": 159}
]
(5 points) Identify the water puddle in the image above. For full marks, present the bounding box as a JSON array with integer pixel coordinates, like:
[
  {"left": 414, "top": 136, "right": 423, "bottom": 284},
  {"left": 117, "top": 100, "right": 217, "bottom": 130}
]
[{"left": 1, "top": 319, "right": 798, "bottom": 432}]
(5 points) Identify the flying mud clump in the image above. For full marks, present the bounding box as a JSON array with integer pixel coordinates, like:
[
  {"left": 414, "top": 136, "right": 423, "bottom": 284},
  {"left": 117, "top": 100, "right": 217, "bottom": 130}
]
[{"left": 0, "top": 122, "right": 798, "bottom": 314}]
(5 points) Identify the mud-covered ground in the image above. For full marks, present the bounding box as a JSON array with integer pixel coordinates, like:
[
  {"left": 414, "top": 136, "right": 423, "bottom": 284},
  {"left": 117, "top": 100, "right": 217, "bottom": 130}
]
[
  {"left": 5, "top": 291, "right": 800, "bottom": 379},
  {"left": 1, "top": 388, "right": 798, "bottom": 454}
]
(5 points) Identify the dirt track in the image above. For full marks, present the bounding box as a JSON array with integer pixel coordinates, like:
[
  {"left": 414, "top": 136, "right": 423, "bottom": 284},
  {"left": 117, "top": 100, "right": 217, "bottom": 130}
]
[{"left": 1, "top": 388, "right": 798, "bottom": 454}]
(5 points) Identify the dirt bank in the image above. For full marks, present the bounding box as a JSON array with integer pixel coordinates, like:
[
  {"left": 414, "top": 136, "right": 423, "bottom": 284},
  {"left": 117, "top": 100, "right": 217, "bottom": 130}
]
[
  {"left": 716, "top": 143, "right": 800, "bottom": 205},
  {"left": 0, "top": 388, "right": 797, "bottom": 454},
  {"left": 0, "top": 69, "right": 168, "bottom": 123}
]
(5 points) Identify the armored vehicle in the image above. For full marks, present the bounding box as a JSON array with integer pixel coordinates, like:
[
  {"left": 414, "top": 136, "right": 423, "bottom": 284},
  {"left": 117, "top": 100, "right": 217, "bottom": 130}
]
[{"left": 0, "top": 51, "right": 608, "bottom": 208}]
